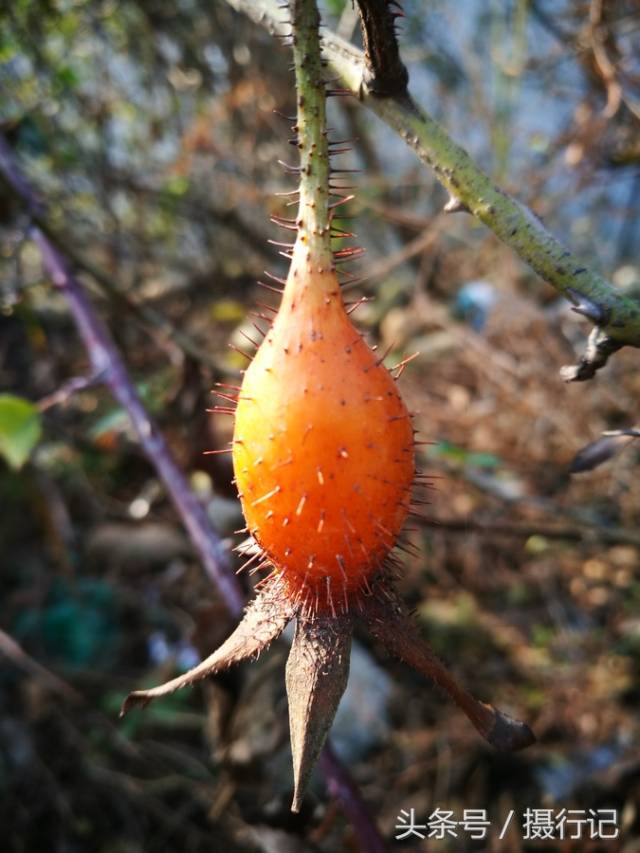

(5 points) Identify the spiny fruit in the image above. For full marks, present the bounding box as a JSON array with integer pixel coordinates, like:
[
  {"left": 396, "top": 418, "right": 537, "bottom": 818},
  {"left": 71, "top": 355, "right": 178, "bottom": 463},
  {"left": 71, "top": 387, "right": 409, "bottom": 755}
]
[
  {"left": 121, "top": 0, "right": 534, "bottom": 814},
  {"left": 232, "top": 242, "right": 415, "bottom": 612}
]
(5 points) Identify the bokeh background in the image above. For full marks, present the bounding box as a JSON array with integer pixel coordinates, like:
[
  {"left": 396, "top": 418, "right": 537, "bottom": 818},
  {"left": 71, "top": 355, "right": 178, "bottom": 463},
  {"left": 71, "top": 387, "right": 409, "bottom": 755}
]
[{"left": 1, "top": 1, "right": 640, "bottom": 850}]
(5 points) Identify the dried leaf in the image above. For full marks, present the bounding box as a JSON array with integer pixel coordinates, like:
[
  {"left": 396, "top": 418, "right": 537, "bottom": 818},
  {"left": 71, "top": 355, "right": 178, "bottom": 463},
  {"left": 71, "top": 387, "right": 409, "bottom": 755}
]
[
  {"left": 361, "top": 581, "right": 535, "bottom": 751},
  {"left": 568, "top": 434, "right": 632, "bottom": 474},
  {"left": 121, "top": 583, "right": 294, "bottom": 715},
  {"left": 285, "top": 613, "right": 352, "bottom": 812}
]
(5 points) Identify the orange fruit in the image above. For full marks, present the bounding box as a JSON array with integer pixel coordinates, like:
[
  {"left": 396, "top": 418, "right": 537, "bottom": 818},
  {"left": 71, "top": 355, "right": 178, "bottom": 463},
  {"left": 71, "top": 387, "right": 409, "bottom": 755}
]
[{"left": 232, "top": 245, "right": 415, "bottom": 612}]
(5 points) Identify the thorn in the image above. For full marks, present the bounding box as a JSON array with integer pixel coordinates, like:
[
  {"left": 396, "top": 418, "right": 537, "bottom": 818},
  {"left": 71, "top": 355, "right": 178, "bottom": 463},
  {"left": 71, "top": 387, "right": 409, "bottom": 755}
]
[
  {"left": 444, "top": 194, "right": 470, "bottom": 214},
  {"left": 566, "top": 287, "right": 609, "bottom": 325},
  {"left": 213, "top": 391, "right": 239, "bottom": 403},
  {"left": 376, "top": 340, "right": 396, "bottom": 366},
  {"left": 257, "top": 281, "right": 285, "bottom": 294},
  {"left": 345, "top": 296, "right": 371, "bottom": 315},
  {"left": 228, "top": 344, "right": 253, "bottom": 361},
  {"left": 206, "top": 406, "right": 236, "bottom": 415},
  {"left": 256, "top": 301, "right": 279, "bottom": 314},
  {"left": 277, "top": 160, "right": 301, "bottom": 174},
  {"left": 392, "top": 351, "right": 420, "bottom": 377},
  {"left": 333, "top": 246, "right": 365, "bottom": 261},
  {"left": 214, "top": 381, "right": 242, "bottom": 390},
  {"left": 271, "top": 214, "right": 298, "bottom": 231},
  {"left": 264, "top": 270, "right": 287, "bottom": 285},
  {"left": 267, "top": 239, "right": 296, "bottom": 249},
  {"left": 249, "top": 310, "right": 273, "bottom": 323},
  {"left": 238, "top": 329, "right": 260, "bottom": 349},
  {"left": 328, "top": 194, "right": 356, "bottom": 210}
]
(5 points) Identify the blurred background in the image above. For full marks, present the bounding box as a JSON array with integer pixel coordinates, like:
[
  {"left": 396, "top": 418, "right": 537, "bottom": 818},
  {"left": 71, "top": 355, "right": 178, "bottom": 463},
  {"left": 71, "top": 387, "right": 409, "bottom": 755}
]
[{"left": 1, "top": 1, "right": 640, "bottom": 850}]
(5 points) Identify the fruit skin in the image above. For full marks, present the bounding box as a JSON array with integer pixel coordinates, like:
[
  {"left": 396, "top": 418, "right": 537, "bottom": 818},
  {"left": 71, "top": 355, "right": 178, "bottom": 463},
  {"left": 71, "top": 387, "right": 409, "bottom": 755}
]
[{"left": 232, "top": 244, "right": 415, "bottom": 611}]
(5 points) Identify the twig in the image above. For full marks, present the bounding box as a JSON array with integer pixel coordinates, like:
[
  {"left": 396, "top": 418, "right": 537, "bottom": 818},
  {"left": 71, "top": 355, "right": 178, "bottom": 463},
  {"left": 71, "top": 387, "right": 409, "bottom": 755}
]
[
  {"left": 0, "top": 142, "right": 226, "bottom": 373},
  {"left": 344, "top": 223, "right": 441, "bottom": 290},
  {"left": 354, "top": 0, "right": 409, "bottom": 98},
  {"left": 37, "top": 372, "right": 103, "bottom": 412},
  {"left": 38, "top": 220, "right": 226, "bottom": 374},
  {"left": 0, "top": 627, "right": 83, "bottom": 702},
  {"left": 417, "top": 514, "right": 640, "bottom": 549},
  {"left": 559, "top": 326, "right": 623, "bottom": 382},
  {"left": 0, "top": 133, "right": 245, "bottom": 618},
  {"left": 225, "top": 0, "right": 640, "bottom": 380},
  {"left": 319, "top": 742, "right": 389, "bottom": 853}
]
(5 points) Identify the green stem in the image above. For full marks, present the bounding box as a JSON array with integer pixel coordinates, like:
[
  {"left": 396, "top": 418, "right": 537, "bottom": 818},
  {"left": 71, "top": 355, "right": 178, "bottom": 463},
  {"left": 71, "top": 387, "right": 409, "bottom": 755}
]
[
  {"left": 227, "top": 0, "right": 640, "bottom": 351},
  {"left": 290, "top": 0, "right": 332, "bottom": 269}
]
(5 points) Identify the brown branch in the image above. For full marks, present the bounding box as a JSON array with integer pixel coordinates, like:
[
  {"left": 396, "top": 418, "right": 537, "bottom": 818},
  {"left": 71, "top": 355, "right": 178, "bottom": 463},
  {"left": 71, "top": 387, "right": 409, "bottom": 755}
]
[
  {"left": 0, "top": 628, "right": 83, "bottom": 703},
  {"left": 354, "top": 0, "right": 409, "bottom": 98},
  {"left": 417, "top": 514, "right": 640, "bottom": 549}
]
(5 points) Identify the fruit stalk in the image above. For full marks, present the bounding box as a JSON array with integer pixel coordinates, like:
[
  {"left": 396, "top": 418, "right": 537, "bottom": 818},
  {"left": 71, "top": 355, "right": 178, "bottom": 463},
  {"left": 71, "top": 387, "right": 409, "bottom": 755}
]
[{"left": 290, "top": 0, "right": 332, "bottom": 268}]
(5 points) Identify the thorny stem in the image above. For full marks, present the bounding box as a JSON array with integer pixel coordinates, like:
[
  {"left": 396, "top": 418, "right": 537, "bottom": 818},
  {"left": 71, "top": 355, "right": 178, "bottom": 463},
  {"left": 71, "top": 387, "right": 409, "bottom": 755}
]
[
  {"left": 291, "top": 0, "right": 333, "bottom": 268},
  {"left": 227, "top": 0, "right": 640, "bottom": 363}
]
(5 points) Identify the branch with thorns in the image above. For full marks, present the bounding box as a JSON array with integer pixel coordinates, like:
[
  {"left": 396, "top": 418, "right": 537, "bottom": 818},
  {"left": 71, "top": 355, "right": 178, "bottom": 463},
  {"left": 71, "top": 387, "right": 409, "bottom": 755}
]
[{"left": 226, "top": 0, "right": 640, "bottom": 382}]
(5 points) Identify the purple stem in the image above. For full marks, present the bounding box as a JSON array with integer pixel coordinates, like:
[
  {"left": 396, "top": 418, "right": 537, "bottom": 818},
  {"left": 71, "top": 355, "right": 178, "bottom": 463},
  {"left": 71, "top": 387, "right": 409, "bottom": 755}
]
[
  {"left": 0, "top": 133, "right": 388, "bottom": 852},
  {"left": 320, "top": 742, "right": 389, "bottom": 853},
  {"left": 0, "top": 134, "right": 244, "bottom": 618}
]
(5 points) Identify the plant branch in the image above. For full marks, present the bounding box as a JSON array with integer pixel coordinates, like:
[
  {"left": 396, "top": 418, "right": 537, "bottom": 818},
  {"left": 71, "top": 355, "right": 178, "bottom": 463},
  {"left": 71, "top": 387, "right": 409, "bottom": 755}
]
[
  {"left": 291, "top": 0, "right": 332, "bottom": 265},
  {"left": 354, "top": 0, "right": 409, "bottom": 97},
  {"left": 38, "top": 217, "right": 226, "bottom": 373},
  {"left": 319, "top": 742, "right": 389, "bottom": 853},
  {"left": 0, "top": 627, "right": 83, "bottom": 703},
  {"left": 225, "top": 0, "right": 640, "bottom": 379},
  {"left": 418, "top": 514, "right": 640, "bottom": 549},
  {"left": 0, "top": 133, "right": 245, "bottom": 618}
]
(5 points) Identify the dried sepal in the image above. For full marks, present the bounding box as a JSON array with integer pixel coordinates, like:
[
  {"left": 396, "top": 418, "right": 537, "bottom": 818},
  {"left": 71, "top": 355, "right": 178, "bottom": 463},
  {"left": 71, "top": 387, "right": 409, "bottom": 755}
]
[
  {"left": 360, "top": 578, "right": 535, "bottom": 751},
  {"left": 285, "top": 612, "right": 353, "bottom": 812},
  {"left": 568, "top": 433, "right": 633, "bottom": 474},
  {"left": 120, "top": 583, "right": 295, "bottom": 715}
]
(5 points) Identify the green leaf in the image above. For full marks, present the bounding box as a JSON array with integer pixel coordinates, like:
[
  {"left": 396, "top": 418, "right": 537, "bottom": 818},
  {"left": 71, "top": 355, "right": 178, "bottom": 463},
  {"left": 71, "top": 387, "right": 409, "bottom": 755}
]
[
  {"left": 0, "top": 394, "right": 42, "bottom": 469},
  {"left": 427, "top": 440, "right": 501, "bottom": 470},
  {"left": 53, "top": 64, "right": 80, "bottom": 91},
  {"left": 164, "top": 174, "right": 189, "bottom": 197}
]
